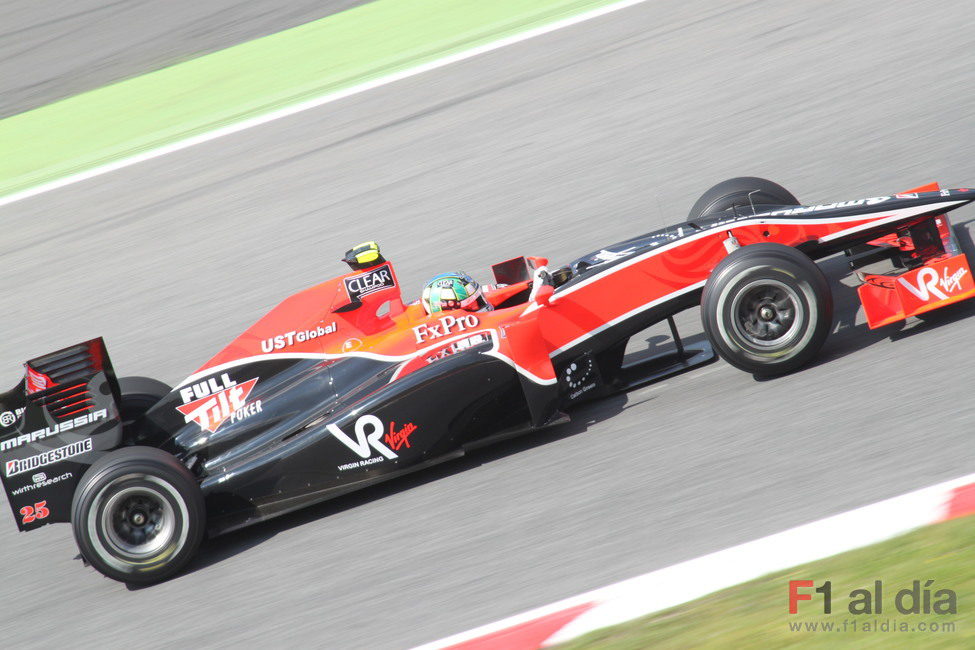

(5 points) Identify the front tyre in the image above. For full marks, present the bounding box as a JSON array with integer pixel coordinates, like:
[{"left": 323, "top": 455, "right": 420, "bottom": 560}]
[
  {"left": 701, "top": 243, "right": 832, "bottom": 376},
  {"left": 71, "top": 447, "right": 204, "bottom": 584},
  {"left": 688, "top": 177, "right": 799, "bottom": 220}
]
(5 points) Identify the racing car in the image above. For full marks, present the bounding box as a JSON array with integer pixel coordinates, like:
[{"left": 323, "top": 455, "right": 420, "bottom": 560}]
[{"left": 2, "top": 177, "right": 974, "bottom": 584}]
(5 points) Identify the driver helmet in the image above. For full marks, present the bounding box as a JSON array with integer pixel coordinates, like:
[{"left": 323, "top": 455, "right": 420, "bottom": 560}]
[{"left": 421, "top": 272, "right": 490, "bottom": 314}]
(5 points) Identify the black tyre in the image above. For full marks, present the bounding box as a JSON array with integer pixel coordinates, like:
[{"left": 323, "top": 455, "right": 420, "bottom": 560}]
[
  {"left": 118, "top": 376, "right": 171, "bottom": 440},
  {"left": 701, "top": 243, "right": 833, "bottom": 376},
  {"left": 688, "top": 177, "right": 799, "bottom": 220},
  {"left": 71, "top": 447, "right": 204, "bottom": 584}
]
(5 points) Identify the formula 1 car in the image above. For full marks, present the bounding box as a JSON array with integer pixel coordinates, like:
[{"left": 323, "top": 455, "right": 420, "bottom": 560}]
[{"left": 3, "top": 177, "right": 974, "bottom": 584}]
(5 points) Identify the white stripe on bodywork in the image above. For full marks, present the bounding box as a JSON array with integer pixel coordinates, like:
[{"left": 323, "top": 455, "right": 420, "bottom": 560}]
[
  {"left": 816, "top": 202, "right": 964, "bottom": 241},
  {"left": 548, "top": 281, "right": 706, "bottom": 358},
  {"left": 176, "top": 328, "right": 556, "bottom": 388},
  {"left": 553, "top": 200, "right": 966, "bottom": 301},
  {"left": 545, "top": 199, "right": 964, "bottom": 357}
]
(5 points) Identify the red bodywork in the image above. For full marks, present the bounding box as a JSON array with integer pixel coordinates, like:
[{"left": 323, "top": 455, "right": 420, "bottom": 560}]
[
  {"left": 184, "top": 185, "right": 975, "bottom": 388},
  {"left": 195, "top": 259, "right": 560, "bottom": 387}
]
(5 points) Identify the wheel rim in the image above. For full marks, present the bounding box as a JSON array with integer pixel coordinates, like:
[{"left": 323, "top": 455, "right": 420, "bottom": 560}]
[
  {"left": 88, "top": 474, "right": 189, "bottom": 571},
  {"left": 730, "top": 279, "right": 804, "bottom": 349},
  {"left": 101, "top": 485, "right": 175, "bottom": 558}
]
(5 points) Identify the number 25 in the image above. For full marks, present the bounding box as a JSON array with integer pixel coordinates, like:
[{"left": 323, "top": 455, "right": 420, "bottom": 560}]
[{"left": 20, "top": 501, "right": 50, "bottom": 524}]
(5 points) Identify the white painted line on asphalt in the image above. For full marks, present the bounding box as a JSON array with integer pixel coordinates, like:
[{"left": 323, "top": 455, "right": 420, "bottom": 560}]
[
  {"left": 415, "top": 471, "right": 975, "bottom": 649},
  {"left": 0, "top": 0, "right": 654, "bottom": 209}
]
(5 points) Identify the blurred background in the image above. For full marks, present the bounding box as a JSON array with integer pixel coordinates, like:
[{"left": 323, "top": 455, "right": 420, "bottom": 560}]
[{"left": 1, "top": 0, "right": 973, "bottom": 647}]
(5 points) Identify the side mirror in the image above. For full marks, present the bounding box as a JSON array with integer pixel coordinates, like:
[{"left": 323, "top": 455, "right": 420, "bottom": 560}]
[{"left": 533, "top": 284, "right": 555, "bottom": 305}]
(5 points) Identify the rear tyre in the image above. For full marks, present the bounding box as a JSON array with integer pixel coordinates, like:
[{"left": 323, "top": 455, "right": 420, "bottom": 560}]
[
  {"left": 71, "top": 447, "right": 204, "bottom": 585},
  {"left": 118, "top": 376, "right": 171, "bottom": 440},
  {"left": 688, "top": 177, "right": 799, "bottom": 220},
  {"left": 701, "top": 243, "right": 832, "bottom": 376}
]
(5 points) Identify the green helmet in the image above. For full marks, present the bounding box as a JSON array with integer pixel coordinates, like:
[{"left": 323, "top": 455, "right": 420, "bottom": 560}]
[{"left": 421, "top": 272, "right": 487, "bottom": 315}]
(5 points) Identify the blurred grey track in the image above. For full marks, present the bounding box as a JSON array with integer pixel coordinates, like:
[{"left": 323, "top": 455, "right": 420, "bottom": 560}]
[
  {"left": 1, "top": 0, "right": 975, "bottom": 648},
  {"left": 0, "top": 0, "right": 369, "bottom": 117}
]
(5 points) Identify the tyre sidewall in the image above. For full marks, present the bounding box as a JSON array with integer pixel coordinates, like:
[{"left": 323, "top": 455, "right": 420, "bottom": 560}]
[
  {"left": 71, "top": 448, "right": 204, "bottom": 584},
  {"left": 702, "top": 245, "right": 832, "bottom": 375}
]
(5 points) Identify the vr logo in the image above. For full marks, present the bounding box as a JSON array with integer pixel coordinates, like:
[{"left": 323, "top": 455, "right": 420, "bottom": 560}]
[
  {"left": 899, "top": 267, "right": 948, "bottom": 301},
  {"left": 327, "top": 414, "right": 397, "bottom": 460},
  {"left": 898, "top": 265, "right": 968, "bottom": 302}
]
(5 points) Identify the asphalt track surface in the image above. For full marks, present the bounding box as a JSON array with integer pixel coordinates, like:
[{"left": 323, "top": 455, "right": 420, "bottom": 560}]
[
  {"left": 2, "top": 1, "right": 974, "bottom": 648},
  {"left": 0, "top": 0, "right": 368, "bottom": 117}
]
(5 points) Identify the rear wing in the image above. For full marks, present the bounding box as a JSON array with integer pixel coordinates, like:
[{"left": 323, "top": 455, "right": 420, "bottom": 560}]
[{"left": 0, "top": 338, "right": 122, "bottom": 531}]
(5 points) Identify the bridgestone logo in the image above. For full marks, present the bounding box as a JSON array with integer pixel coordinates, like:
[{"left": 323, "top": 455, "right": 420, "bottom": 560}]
[{"left": 5, "top": 439, "right": 93, "bottom": 477}]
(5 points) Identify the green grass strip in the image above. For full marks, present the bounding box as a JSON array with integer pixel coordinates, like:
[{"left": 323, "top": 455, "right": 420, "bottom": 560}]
[
  {"left": 0, "top": 0, "right": 624, "bottom": 198},
  {"left": 557, "top": 515, "right": 973, "bottom": 648}
]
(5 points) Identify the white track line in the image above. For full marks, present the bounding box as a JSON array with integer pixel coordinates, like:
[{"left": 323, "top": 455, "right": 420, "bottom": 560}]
[
  {"left": 414, "top": 472, "right": 975, "bottom": 649},
  {"left": 0, "top": 0, "right": 654, "bottom": 209}
]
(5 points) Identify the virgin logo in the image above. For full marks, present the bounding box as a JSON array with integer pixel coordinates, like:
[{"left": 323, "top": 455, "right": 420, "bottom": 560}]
[
  {"left": 898, "top": 266, "right": 968, "bottom": 302},
  {"left": 941, "top": 267, "right": 968, "bottom": 293},
  {"left": 384, "top": 421, "right": 417, "bottom": 451}
]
